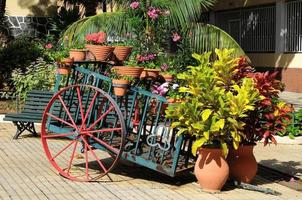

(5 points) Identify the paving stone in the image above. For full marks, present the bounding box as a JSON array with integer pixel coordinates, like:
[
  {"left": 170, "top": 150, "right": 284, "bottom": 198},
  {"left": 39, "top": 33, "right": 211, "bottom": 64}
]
[{"left": 0, "top": 122, "right": 301, "bottom": 200}]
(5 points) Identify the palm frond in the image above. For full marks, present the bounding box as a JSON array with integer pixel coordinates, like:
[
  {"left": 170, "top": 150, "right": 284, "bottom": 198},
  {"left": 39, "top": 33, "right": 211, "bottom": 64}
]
[
  {"left": 188, "top": 23, "right": 246, "bottom": 57},
  {"left": 169, "top": 0, "right": 216, "bottom": 29}
]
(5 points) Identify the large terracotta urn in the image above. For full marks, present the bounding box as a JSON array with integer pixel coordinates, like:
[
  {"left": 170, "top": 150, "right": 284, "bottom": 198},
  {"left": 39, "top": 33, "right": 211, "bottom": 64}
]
[
  {"left": 194, "top": 147, "right": 229, "bottom": 192},
  {"left": 227, "top": 144, "right": 258, "bottom": 183}
]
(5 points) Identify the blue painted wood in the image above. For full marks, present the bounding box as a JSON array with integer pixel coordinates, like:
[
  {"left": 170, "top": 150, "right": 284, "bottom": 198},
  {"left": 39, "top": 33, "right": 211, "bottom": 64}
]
[{"left": 47, "top": 65, "right": 195, "bottom": 177}]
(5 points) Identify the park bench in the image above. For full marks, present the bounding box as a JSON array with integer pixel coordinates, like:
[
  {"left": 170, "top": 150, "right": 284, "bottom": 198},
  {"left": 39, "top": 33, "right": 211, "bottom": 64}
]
[
  {"left": 3, "top": 63, "right": 113, "bottom": 139},
  {"left": 3, "top": 90, "right": 54, "bottom": 139}
]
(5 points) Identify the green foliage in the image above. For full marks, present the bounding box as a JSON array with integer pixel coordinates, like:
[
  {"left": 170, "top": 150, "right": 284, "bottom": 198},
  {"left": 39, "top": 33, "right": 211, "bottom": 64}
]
[
  {"left": 166, "top": 49, "right": 260, "bottom": 156},
  {"left": 61, "top": 0, "right": 245, "bottom": 62},
  {"left": 278, "top": 108, "right": 302, "bottom": 139},
  {"left": 11, "top": 58, "right": 56, "bottom": 100},
  {"left": 0, "top": 37, "right": 45, "bottom": 72}
]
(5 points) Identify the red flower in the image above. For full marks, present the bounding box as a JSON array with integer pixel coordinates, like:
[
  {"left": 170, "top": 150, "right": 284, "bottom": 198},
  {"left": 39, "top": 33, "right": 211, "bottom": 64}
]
[{"left": 85, "top": 32, "right": 107, "bottom": 44}]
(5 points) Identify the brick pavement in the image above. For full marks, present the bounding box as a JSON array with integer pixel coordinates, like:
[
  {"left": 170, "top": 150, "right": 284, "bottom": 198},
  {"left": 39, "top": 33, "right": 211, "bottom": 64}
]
[{"left": 0, "top": 122, "right": 301, "bottom": 200}]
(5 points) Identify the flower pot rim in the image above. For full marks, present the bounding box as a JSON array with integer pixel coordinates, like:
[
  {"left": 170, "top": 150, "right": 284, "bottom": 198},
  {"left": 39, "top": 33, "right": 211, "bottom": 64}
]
[
  {"left": 70, "top": 48, "right": 88, "bottom": 51},
  {"left": 113, "top": 45, "right": 133, "bottom": 48},
  {"left": 113, "top": 66, "right": 144, "bottom": 69}
]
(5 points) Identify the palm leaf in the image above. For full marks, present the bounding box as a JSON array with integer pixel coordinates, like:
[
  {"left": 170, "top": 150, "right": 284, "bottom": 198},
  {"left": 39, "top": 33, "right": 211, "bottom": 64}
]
[
  {"left": 169, "top": 0, "right": 216, "bottom": 29},
  {"left": 188, "top": 23, "right": 246, "bottom": 57}
]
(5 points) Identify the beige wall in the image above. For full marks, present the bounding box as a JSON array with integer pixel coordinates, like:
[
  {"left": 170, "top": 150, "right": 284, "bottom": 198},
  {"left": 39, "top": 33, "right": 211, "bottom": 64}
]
[
  {"left": 213, "top": 0, "right": 276, "bottom": 11},
  {"left": 7, "top": 0, "right": 57, "bottom": 17},
  {"left": 247, "top": 53, "right": 302, "bottom": 69}
]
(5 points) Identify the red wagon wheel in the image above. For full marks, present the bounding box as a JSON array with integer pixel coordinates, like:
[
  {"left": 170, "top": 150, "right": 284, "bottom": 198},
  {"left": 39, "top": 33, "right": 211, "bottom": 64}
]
[{"left": 41, "top": 84, "right": 126, "bottom": 182}]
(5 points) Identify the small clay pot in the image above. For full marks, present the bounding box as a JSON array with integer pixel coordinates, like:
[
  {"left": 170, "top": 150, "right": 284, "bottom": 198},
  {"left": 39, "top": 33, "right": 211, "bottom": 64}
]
[
  {"left": 161, "top": 74, "right": 173, "bottom": 82},
  {"left": 112, "top": 79, "right": 130, "bottom": 96},
  {"left": 69, "top": 49, "right": 88, "bottom": 61},
  {"left": 112, "top": 66, "right": 144, "bottom": 78},
  {"left": 113, "top": 46, "right": 133, "bottom": 61},
  {"left": 85, "top": 44, "right": 115, "bottom": 61},
  {"left": 140, "top": 69, "right": 160, "bottom": 80}
]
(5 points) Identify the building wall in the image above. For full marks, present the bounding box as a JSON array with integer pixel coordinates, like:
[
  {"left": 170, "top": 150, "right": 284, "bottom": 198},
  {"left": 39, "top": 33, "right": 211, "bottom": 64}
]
[
  {"left": 212, "top": 0, "right": 302, "bottom": 93},
  {"left": 213, "top": 0, "right": 276, "bottom": 11},
  {"left": 6, "top": 0, "right": 57, "bottom": 17},
  {"left": 3, "top": 0, "right": 57, "bottom": 37},
  {"left": 247, "top": 53, "right": 302, "bottom": 92}
]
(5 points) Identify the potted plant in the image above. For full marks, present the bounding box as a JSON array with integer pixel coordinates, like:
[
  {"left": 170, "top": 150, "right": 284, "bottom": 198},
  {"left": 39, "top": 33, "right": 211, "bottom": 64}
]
[
  {"left": 52, "top": 50, "right": 73, "bottom": 75},
  {"left": 69, "top": 43, "right": 88, "bottom": 61},
  {"left": 226, "top": 58, "right": 294, "bottom": 183},
  {"left": 112, "top": 41, "right": 133, "bottom": 63},
  {"left": 110, "top": 69, "right": 134, "bottom": 96},
  {"left": 113, "top": 57, "right": 144, "bottom": 78},
  {"left": 159, "top": 61, "right": 177, "bottom": 83},
  {"left": 85, "top": 31, "right": 115, "bottom": 61},
  {"left": 137, "top": 53, "right": 161, "bottom": 80},
  {"left": 166, "top": 49, "right": 260, "bottom": 191}
]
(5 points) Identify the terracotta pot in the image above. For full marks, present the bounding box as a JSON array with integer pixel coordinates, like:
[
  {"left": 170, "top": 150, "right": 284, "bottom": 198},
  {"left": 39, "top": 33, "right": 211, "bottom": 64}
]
[
  {"left": 112, "top": 79, "right": 130, "bottom": 96},
  {"left": 112, "top": 66, "right": 144, "bottom": 78},
  {"left": 149, "top": 99, "right": 168, "bottom": 115},
  {"left": 140, "top": 69, "right": 160, "bottom": 80},
  {"left": 69, "top": 49, "right": 87, "bottom": 61},
  {"left": 194, "top": 147, "right": 229, "bottom": 192},
  {"left": 61, "top": 58, "right": 74, "bottom": 66},
  {"left": 227, "top": 144, "right": 258, "bottom": 183},
  {"left": 85, "top": 44, "right": 115, "bottom": 61},
  {"left": 161, "top": 74, "right": 173, "bottom": 82},
  {"left": 167, "top": 98, "right": 184, "bottom": 104},
  {"left": 57, "top": 67, "right": 70, "bottom": 75},
  {"left": 113, "top": 46, "right": 133, "bottom": 61}
]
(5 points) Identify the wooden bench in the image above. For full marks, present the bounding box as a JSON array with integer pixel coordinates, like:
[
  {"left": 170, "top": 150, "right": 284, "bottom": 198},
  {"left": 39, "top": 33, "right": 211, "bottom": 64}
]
[{"left": 3, "top": 90, "right": 54, "bottom": 139}]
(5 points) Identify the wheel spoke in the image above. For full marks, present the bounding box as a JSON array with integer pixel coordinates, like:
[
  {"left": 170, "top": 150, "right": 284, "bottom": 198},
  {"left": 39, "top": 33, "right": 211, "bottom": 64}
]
[
  {"left": 50, "top": 140, "right": 76, "bottom": 161},
  {"left": 42, "top": 132, "right": 75, "bottom": 139},
  {"left": 76, "top": 87, "right": 85, "bottom": 124},
  {"left": 81, "top": 91, "right": 99, "bottom": 129},
  {"left": 83, "top": 137, "right": 89, "bottom": 179},
  {"left": 58, "top": 95, "right": 78, "bottom": 129},
  {"left": 87, "top": 105, "right": 115, "bottom": 131},
  {"left": 81, "top": 136, "right": 108, "bottom": 173},
  {"left": 82, "top": 127, "right": 122, "bottom": 134},
  {"left": 46, "top": 113, "right": 76, "bottom": 129},
  {"left": 85, "top": 132, "right": 119, "bottom": 155},
  {"left": 66, "top": 140, "right": 79, "bottom": 174}
]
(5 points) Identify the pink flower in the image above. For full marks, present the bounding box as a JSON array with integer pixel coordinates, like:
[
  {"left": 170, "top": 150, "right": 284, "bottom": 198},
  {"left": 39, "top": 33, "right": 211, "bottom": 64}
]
[
  {"left": 130, "top": 2, "right": 140, "bottom": 9},
  {"left": 45, "top": 43, "right": 53, "bottom": 49},
  {"left": 152, "top": 83, "right": 169, "bottom": 96},
  {"left": 172, "top": 32, "right": 181, "bottom": 42},
  {"left": 147, "top": 53, "right": 156, "bottom": 60},
  {"left": 161, "top": 63, "right": 169, "bottom": 71},
  {"left": 147, "top": 8, "right": 160, "bottom": 20}
]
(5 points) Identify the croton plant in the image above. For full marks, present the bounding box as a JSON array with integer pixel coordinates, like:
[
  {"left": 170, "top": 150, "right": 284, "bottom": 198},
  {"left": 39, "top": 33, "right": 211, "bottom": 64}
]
[
  {"left": 166, "top": 49, "right": 293, "bottom": 156},
  {"left": 237, "top": 59, "right": 293, "bottom": 146}
]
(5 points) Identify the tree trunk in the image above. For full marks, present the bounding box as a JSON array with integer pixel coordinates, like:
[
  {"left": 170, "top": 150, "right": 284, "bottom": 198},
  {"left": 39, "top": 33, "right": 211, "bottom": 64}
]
[
  {"left": 0, "top": 0, "right": 6, "bottom": 17},
  {"left": 102, "top": 0, "right": 107, "bottom": 12}
]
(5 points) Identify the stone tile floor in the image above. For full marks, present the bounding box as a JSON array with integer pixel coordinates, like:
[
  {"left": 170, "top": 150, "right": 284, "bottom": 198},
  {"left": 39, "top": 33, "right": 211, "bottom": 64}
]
[{"left": 0, "top": 123, "right": 301, "bottom": 200}]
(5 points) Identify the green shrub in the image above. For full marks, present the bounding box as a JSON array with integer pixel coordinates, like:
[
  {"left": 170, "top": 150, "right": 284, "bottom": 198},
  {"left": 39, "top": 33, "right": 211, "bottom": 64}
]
[
  {"left": 11, "top": 58, "right": 56, "bottom": 100},
  {"left": 278, "top": 108, "right": 302, "bottom": 138},
  {"left": 0, "top": 37, "right": 47, "bottom": 89}
]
